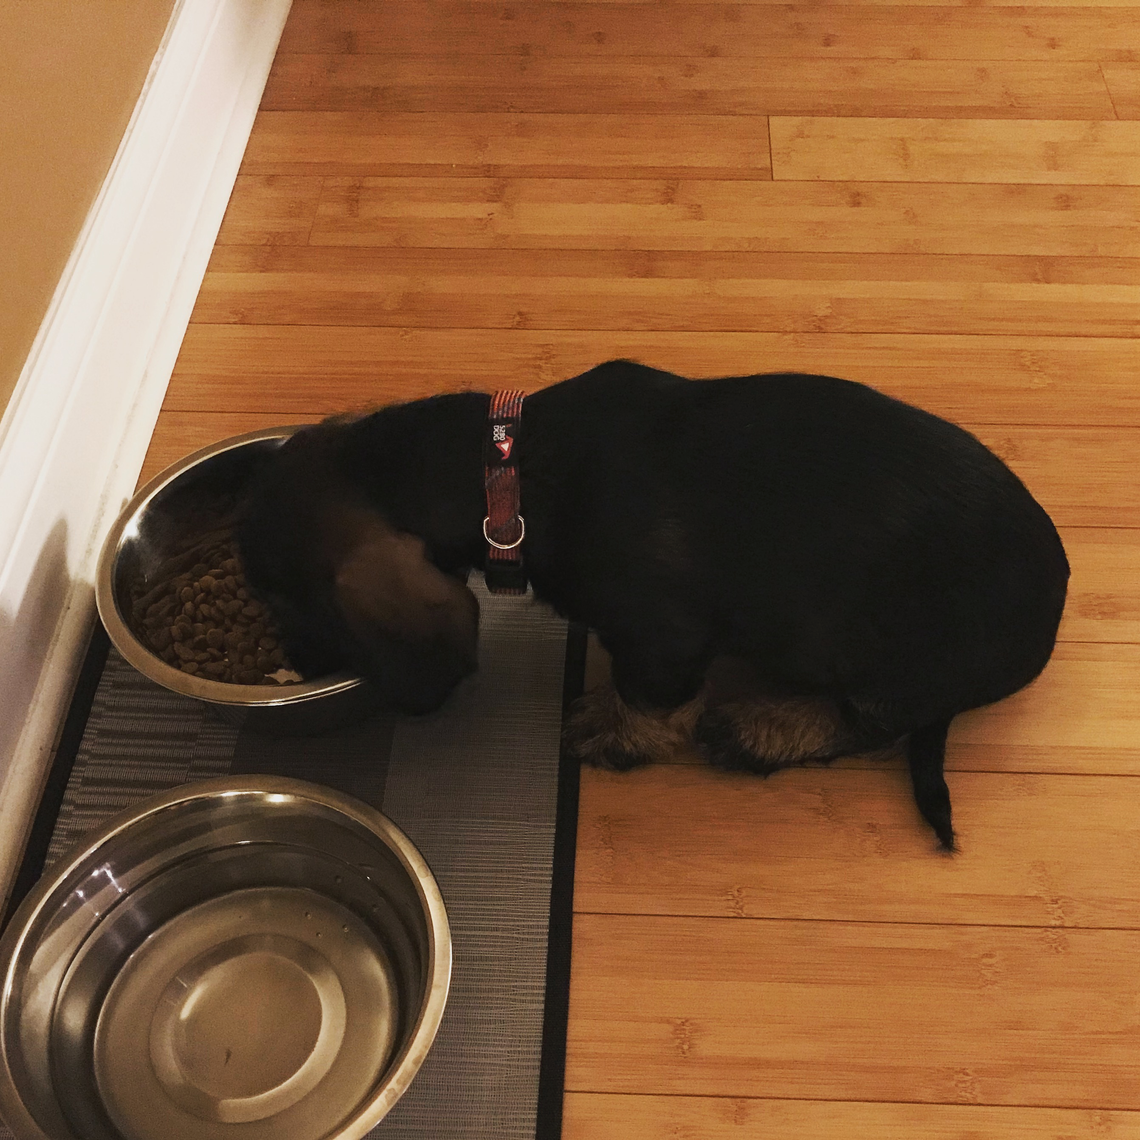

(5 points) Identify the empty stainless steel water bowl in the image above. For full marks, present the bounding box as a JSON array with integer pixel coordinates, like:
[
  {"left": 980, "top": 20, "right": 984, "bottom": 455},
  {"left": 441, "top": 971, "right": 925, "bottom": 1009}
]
[
  {"left": 0, "top": 777, "right": 451, "bottom": 1140},
  {"left": 96, "top": 428, "right": 375, "bottom": 735}
]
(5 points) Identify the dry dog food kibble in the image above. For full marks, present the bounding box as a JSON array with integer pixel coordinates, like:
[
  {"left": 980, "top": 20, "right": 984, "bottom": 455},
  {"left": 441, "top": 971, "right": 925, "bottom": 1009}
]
[{"left": 130, "top": 534, "right": 301, "bottom": 685}]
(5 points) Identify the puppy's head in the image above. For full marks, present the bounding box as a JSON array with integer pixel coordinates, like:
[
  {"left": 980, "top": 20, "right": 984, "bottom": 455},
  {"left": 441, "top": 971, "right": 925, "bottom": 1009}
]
[{"left": 237, "top": 426, "right": 479, "bottom": 714}]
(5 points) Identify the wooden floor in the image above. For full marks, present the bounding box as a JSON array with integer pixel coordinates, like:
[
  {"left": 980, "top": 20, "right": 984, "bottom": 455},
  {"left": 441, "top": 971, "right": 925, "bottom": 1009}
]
[{"left": 144, "top": 2, "right": 1140, "bottom": 1135}]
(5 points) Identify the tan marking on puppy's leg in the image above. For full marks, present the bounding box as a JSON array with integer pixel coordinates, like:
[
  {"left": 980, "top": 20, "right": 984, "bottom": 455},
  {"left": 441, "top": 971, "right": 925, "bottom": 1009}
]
[
  {"left": 719, "top": 695, "right": 850, "bottom": 765},
  {"left": 563, "top": 682, "right": 703, "bottom": 770},
  {"left": 695, "top": 689, "right": 856, "bottom": 774},
  {"left": 697, "top": 654, "right": 853, "bottom": 771}
]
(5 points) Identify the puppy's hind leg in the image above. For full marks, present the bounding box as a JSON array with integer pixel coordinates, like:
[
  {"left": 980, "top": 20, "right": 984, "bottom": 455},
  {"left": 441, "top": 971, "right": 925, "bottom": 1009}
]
[
  {"left": 694, "top": 694, "right": 855, "bottom": 775},
  {"left": 563, "top": 682, "right": 702, "bottom": 771},
  {"left": 907, "top": 717, "right": 956, "bottom": 853},
  {"left": 693, "top": 657, "right": 870, "bottom": 774}
]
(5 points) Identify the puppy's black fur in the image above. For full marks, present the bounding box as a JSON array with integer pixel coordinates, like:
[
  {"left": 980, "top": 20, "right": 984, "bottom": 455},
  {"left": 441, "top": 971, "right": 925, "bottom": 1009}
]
[{"left": 237, "top": 362, "right": 1069, "bottom": 850}]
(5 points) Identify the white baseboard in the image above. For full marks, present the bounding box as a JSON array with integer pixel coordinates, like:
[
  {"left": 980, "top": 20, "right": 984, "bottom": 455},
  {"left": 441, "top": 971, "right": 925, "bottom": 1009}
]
[{"left": 0, "top": 0, "right": 293, "bottom": 910}]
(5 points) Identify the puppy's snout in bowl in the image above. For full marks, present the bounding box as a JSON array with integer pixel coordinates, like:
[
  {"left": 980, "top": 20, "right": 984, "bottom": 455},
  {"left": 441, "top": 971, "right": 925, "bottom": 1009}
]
[
  {"left": 330, "top": 519, "right": 481, "bottom": 714},
  {"left": 235, "top": 431, "right": 482, "bottom": 717}
]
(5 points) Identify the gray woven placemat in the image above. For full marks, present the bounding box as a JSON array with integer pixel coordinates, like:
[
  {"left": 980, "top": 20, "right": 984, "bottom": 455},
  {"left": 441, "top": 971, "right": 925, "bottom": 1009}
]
[{"left": 3, "top": 578, "right": 571, "bottom": 1140}]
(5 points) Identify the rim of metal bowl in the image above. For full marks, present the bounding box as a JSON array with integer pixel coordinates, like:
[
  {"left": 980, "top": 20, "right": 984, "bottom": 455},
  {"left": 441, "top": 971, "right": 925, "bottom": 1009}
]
[
  {"left": 96, "top": 426, "right": 363, "bottom": 708},
  {"left": 0, "top": 775, "right": 452, "bottom": 1140}
]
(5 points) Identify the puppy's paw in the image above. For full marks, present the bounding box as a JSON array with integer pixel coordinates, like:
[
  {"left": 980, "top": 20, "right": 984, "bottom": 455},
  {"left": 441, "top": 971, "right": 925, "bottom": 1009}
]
[
  {"left": 563, "top": 685, "right": 654, "bottom": 770},
  {"left": 563, "top": 684, "right": 700, "bottom": 771},
  {"left": 695, "top": 695, "right": 849, "bottom": 775},
  {"left": 694, "top": 708, "right": 787, "bottom": 776}
]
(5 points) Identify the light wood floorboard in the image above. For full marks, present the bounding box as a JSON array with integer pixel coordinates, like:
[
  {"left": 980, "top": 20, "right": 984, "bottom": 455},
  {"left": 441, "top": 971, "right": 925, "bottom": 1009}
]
[
  {"left": 214, "top": 174, "right": 1140, "bottom": 256},
  {"left": 566, "top": 913, "right": 1140, "bottom": 1106},
  {"left": 260, "top": 55, "right": 1121, "bottom": 119},
  {"left": 1103, "top": 63, "right": 1140, "bottom": 117},
  {"left": 277, "top": 3, "right": 1140, "bottom": 63},
  {"left": 575, "top": 764, "right": 1140, "bottom": 925},
  {"left": 167, "top": 327, "right": 1140, "bottom": 425},
  {"left": 193, "top": 247, "right": 1140, "bottom": 338},
  {"left": 562, "top": 1094, "right": 1140, "bottom": 1140},
  {"left": 296, "top": 178, "right": 1140, "bottom": 255},
  {"left": 240, "top": 112, "right": 775, "bottom": 180},
  {"left": 770, "top": 118, "right": 1140, "bottom": 184}
]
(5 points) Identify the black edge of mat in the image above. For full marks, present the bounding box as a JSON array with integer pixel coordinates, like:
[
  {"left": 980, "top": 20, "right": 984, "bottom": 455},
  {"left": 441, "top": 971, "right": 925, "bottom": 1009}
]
[
  {"left": 534, "top": 621, "right": 588, "bottom": 1140},
  {"left": 2, "top": 622, "right": 111, "bottom": 931}
]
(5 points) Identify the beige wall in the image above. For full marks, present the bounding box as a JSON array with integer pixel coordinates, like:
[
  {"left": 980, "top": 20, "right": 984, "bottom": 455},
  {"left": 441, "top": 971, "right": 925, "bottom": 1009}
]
[{"left": 0, "top": 0, "right": 177, "bottom": 414}]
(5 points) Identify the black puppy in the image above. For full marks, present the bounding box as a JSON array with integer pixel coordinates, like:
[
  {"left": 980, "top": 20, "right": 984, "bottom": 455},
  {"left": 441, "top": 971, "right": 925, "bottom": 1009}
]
[{"left": 237, "top": 362, "right": 1069, "bottom": 850}]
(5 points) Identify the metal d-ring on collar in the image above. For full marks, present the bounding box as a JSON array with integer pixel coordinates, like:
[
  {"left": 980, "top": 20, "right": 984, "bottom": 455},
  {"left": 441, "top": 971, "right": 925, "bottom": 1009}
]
[
  {"left": 483, "top": 515, "right": 525, "bottom": 551},
  {"left": 483, "top": 390, "right": 528, "bottom": 595}
]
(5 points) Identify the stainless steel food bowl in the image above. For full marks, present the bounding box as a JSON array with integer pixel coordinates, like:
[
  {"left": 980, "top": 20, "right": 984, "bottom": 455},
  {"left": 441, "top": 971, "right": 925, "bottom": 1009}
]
[
  {"left": 0, "top": 777, "right": 451, "bottom": 1140},
  {"left": 96, "top": 428, "right": 375, "bottom": 735}
]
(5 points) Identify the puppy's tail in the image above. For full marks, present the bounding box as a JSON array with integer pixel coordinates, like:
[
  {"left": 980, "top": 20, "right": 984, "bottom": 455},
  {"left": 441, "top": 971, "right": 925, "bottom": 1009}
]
[{"left": 907, "top": 718, "right": 956, "bottom": 853}]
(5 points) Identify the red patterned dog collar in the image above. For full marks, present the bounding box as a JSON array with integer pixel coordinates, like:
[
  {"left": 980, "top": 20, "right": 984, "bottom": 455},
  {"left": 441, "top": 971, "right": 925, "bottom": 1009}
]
[{"left": 483, "top": 390, "right": 528, "bottom": 595}]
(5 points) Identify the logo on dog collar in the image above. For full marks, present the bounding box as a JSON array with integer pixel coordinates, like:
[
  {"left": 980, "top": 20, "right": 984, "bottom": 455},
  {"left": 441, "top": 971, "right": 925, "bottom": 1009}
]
[{"left": 492, "top": 423, "right": 513, "bottom": 460}]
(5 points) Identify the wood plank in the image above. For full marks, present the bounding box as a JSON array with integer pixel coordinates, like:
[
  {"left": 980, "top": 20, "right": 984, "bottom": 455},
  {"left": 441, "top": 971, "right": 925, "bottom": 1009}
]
[
  {"left": 239, "top": 112, "right": 771, "bottom": 180},
  {"left": 164, "top": 327, "right": 1140, "bottom": 428},
  {"left": 201, "top": 245, "right": 1140, "bottom": 291},
  {"left": 968, "top": 423, "right": 1140, "bottom": 527},
  {"left": 258, "top": 55, "right": 1117, "bottom": 118},
  {"left": 1059, "top": 527, "right": 1140, "bottom": 644},
  {"left": 952, "top": 643, "right": 1140, "bottom": 762},
  {"left": 770, "top": 117, "right": 1140, "bottom": 184},
  {"left": 299, "top": 177, "right": 1140, "bottom": 256},
  {"left": 192, "top": 246, "right": 1140, "bottom": 338},
  {"left": 277, "top": 3, "right": 1140, "bottom": 63},
  {"left": 214, "top": 176, "right": 324, "bottom": 246},
  {"left": 566, "top": 913, "right": 1140, "bottom": 1107},
  {"left": 1103, "top": 63, "right": 1140, "bottom": 118},
  {"left": 563, "top": 1093, "right": 1140, "bottom": 1140},
  {"left": 286, "top": 0, "right": 1140, "bottom": 8},
  {"left": 573, "top": 764, "right": 1140, "bottom": 925}
]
